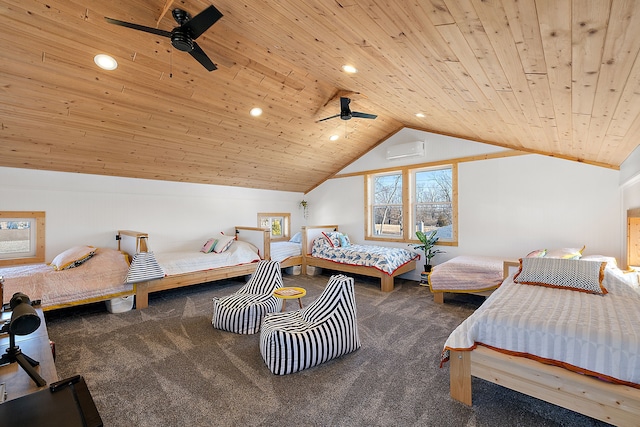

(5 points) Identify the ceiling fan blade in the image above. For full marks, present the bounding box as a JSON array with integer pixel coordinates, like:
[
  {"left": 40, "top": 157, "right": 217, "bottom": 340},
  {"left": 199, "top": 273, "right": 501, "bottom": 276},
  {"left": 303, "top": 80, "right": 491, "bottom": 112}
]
[
  {"left": 317, "top": 114, "right": 341, "bottom": 122},
  {"left": 351, "top": 111, "right": 378, "bottom": 120},
  {"left": 189, "top": 42, "right": 217, "bottom": 71},
  {"left": 184, "top": 5, "right": 224, "bottom": 39},
  {"left": 104, "top": 17, "right": 172, "bottom": 38}
]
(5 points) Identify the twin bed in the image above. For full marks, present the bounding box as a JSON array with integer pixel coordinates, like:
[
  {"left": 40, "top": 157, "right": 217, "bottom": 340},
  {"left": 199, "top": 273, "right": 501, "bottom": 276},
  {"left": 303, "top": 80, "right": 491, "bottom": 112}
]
[
  {"left": 443, "top": 256, "right": 640, "bottom": 425},
  {"left": 0, "top": 246, "right": 133, "bottom": 311},
  {"left": 427, "top": 255, "right": 507, "bottom": 303},
  {"left": 300, "top": 225, "right": 418, "bottom": 292}
]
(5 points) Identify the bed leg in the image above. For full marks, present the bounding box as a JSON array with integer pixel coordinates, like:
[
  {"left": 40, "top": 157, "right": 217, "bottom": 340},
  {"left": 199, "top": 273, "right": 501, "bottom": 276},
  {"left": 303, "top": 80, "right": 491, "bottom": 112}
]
[
  {"left": 381, "top": 275, "right": 393, "bottom": 292},
  {"left": 449, "top": 350, "right": 472, "bottom": 405},
  {"left": 135, "top": 287, "right": 149, "bottom": 310},
  {"left": 433, "top": 292, "right": 444, "bottom": 304}
]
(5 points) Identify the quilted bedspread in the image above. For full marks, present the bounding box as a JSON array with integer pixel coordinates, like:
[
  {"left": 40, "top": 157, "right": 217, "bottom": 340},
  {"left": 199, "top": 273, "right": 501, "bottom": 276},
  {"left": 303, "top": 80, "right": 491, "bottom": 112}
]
[
  {"left": 312, "top": 238, "right": 418, "bottom": 275},
  {"left": 442, "top": 266, "right": 640, "bottom": 386},
  {"left": 1, "top": 247, "right": 131, "bottom": 308},
  {"left": 270, "top": 241, "right": 301, "bottom": 263},
  {"left": 428, "top": 255, "right": 504, "bottom": 292}
]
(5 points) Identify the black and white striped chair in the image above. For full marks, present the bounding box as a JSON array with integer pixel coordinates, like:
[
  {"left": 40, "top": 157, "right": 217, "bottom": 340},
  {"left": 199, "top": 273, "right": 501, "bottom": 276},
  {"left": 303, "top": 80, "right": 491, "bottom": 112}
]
[
  {"left": 211, "top": 260, "right": 283, "bottom": 334},
  {"left": 259, "top": 274, "right": 360, "bottom": 375}
]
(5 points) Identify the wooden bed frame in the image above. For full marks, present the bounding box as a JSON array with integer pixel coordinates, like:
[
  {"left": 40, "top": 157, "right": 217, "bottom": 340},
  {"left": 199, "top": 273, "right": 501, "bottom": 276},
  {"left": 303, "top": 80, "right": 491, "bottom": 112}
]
[
  {"left": 430, "top": 258, "right": 517, "bottom": 304},
  {"left": 0, "top": 235, "right": 137, "bottom": 312},
  {"left": 300, "top": 225, "right": 417, "bottom": 292},
  {"left": 448, "top": 261, "right": 640, "bottom": 425},
  {"left": 235, "top": 226, "right": 303, "bottom": 269},
  {"left": 119, "top": 228, "right": 271, "bottom": 310}
]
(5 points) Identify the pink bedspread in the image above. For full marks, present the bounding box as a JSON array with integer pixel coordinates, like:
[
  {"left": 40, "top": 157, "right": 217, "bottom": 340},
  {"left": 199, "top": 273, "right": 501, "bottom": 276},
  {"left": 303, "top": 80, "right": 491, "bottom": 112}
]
[
  {"left": 428, "top": 255, "right": 504, "bottom": 293},
  {"left": 1, "top": 247, "right": 131, "bottom": 309}
]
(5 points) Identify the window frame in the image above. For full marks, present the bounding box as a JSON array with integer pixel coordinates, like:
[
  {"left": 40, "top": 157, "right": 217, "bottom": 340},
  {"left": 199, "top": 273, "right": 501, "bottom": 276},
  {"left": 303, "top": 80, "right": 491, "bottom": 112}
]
[
  {"left": 365, "top": 164, "right": 457, "bottom": 246},
  {"left": 257, "top": 212, "right": 291, "bottom": 242},
  {"left": 0, "top": 211, "right": 46, "bottom": 266}
]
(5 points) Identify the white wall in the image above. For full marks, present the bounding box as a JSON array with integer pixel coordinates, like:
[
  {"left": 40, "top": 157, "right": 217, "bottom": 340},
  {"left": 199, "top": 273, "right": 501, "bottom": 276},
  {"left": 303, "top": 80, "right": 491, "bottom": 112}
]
[
  {"left": 306, "top": 130, "right": 623, "bottom": 280},
  {"left": 2, "top": 128, "right": 631, "bottom": 276},
  {"left": 1, "top": 167, "right": 304, "bottom": 260}
]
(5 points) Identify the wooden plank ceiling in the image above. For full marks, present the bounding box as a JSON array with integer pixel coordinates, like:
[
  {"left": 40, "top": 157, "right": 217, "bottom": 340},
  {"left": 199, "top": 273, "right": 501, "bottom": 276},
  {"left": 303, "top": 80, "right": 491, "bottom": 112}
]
[{"left": 0, "top": 0, "right": 638, "bottom": 193}]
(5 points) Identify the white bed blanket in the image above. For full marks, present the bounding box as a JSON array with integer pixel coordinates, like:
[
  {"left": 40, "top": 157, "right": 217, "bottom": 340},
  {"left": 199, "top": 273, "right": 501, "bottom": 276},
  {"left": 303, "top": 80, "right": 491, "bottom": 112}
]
[
  {"left": 155, "top": 240, "right": 260, "bottom": 276},
  {"left": 270, "top": 241, "right": 301, "bottom": 263},
  {"left": 428, "top": 255, "right": 504, "bottom": 292},
  {"left": 1, "top": 247, "right": 131, "bottom": 308},
  {"left": 443, "top": 266, "right": 640, "bottom": 386}
]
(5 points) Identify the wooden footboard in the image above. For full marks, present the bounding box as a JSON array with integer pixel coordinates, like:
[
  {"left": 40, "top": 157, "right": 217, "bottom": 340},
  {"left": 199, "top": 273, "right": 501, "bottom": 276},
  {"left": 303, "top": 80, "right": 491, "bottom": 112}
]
[
  {"left": 304, "top": 256, "right": 416, "bottom": 292},
  {"left": 449, "top": 347, "right": 640, "bottom": 425}
]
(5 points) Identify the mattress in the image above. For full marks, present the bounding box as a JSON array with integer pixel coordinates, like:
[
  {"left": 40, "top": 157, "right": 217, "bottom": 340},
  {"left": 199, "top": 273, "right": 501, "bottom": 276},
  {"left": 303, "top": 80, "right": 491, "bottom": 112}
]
[
  {"left": 443, "top": 265, "right": 640, "bottom": 387},
  {"left": 1, "top": 247, "right": 131, "bottom": 308},
  {"left": 155, "top": 240, "right": 260, "bottom": 276},
  {"left": 428, "top": 255, "right": 504, "bottom": 293},
  {"left": 270, "top": 241, "right": 301, "bottom": 263}
]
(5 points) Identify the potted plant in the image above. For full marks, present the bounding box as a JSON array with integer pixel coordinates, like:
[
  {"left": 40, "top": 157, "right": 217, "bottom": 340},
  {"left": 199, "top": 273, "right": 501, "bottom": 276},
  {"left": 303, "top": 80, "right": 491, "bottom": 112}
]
[{"left": 409, "top": 230, "right": 445, "bottom": 283}]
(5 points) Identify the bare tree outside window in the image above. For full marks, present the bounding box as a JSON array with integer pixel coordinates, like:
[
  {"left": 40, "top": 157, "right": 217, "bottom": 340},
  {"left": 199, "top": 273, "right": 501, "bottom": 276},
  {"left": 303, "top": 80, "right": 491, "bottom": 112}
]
[
  {"left": 414, "top": 168, "right": 452, "bottom": 239},
  {"left": 372, "top": 173, "right": 403, "bottom": 237}
]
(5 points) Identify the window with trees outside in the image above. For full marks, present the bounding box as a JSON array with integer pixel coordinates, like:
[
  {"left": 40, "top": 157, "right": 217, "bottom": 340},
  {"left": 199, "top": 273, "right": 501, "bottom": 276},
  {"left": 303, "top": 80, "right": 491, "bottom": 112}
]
[
  {"left": 258, "top": 213, "right": 290, "bottom": 242},
  {"left": 366, "top": 165, "right": 456, "bottom": 244},
  {"left": 0, "top": 211, "right": 46, "bottom": 266}
]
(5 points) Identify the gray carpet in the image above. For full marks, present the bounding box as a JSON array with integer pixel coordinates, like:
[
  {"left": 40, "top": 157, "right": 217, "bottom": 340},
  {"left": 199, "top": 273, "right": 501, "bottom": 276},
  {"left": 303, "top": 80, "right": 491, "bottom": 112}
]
[{"left": 45, "top": 272, "right": 611, "bottom": 427}]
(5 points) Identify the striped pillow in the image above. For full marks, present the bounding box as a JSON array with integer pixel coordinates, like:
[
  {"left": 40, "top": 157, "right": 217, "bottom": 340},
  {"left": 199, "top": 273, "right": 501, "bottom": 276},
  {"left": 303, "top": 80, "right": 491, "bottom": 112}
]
[{"left": 514, "top": 257, "right": 607, "bottom": 294}]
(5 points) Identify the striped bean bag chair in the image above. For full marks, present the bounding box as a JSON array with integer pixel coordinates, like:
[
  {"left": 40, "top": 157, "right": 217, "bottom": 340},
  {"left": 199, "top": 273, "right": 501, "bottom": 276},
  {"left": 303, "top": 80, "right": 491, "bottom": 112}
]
[
  {"left": 211, "top": 260, "right": 283, "bottom": 334},
  {"left": 259, "top": 274, "right": 360, "bottom": 375}
]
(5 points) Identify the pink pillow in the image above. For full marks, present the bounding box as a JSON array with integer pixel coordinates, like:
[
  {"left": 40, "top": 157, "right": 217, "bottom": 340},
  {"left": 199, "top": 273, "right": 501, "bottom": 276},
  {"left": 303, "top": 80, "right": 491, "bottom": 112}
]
[{"left": 200, "top": 238, "right": 217, "bottom": 253}]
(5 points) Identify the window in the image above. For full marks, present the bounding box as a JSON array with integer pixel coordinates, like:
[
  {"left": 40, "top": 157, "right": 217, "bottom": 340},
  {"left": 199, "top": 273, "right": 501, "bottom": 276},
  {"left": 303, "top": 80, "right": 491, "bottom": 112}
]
[
  {"left": 412, "top": 167, "right": 453, "bottom": 241},
  {"left": 366, "top": 165, "right": 456, "bottom": 244},
  {"left": 0, "top": 211, "right": 45, "bottom": 266},
  {"left": 370, "top": 172, "right": 404, "bottom": 238},
  {"left": 258, "top": 213, "right": 290, "bottom": 242}
]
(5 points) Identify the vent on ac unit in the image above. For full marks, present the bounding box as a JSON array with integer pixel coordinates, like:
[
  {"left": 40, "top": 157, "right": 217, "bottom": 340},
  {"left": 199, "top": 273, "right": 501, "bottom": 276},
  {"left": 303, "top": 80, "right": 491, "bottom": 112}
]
[{"left": 386, "top": 141, "right": 425, "bottom": 160}]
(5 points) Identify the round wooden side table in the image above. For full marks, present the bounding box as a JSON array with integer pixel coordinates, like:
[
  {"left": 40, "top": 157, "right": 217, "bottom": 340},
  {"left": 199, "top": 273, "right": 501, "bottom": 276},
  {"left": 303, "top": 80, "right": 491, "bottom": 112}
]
[{"left": 273, "top": 287, "right": 306, "bottom": 312}]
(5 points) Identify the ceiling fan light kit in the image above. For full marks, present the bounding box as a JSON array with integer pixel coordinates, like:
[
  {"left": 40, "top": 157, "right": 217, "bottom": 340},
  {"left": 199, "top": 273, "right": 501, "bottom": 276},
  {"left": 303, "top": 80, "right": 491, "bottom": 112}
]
[
  {"left": 105, "top": 5, "right": 223, "bottom": 72},
  {"left": 318, "top": 97, "right": 377, "bottom": 122}
]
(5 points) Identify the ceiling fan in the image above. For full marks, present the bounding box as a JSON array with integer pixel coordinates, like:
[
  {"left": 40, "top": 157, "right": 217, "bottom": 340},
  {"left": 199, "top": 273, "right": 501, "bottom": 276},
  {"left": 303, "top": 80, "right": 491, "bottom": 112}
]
[
  {"left": 105, "top": 5, "right": 223, "bottom": 71},
  {"left": 317, "top": 97, "right": 378, "bottom": 122}
]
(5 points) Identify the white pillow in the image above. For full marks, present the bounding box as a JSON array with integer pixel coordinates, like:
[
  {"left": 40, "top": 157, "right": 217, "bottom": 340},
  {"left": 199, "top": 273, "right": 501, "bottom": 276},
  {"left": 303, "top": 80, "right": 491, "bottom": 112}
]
[
  {"left": 50, "top": 245, "right": 96, "bottom": 270},
  {"left": 213, "top": 234, "right": 235, "bottom": 253}
]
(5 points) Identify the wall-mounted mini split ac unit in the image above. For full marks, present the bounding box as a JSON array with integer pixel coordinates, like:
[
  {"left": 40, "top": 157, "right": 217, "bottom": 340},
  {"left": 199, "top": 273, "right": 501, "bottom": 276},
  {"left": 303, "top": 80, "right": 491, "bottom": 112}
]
[{"left": 386, "top": 141, "right": 425, "bottom": 160}]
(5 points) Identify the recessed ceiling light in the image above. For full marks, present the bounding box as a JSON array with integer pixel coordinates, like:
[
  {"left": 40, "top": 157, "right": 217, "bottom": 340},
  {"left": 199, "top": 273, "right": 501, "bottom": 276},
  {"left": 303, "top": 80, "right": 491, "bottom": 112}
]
[
  {"left": 329, "top": 135, "right": 339, "bottom": 141},
  {"left": 250, "top": 107, "right": 263, "bottom": 117},
  {"left": 94, "top": 54, "right": 118, "bottom": 70},
  {"left": 415, "top": 113, "right": 425, "bottom": 118},
  {"left": 342, "top": 64, "right": 357, "bottom": 73}
]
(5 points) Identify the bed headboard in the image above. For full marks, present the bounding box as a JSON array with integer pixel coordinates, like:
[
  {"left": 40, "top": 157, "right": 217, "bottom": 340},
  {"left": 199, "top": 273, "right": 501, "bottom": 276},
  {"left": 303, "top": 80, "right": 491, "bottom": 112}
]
[
  {"left": 301, "top": 225, "right": 339, "bottom": 256},
  {"left": 117, "top": 230, "right": 149, "bottom": 257},
  {"left": 235, "top": 226, "right": 270, "bottom": 259}
]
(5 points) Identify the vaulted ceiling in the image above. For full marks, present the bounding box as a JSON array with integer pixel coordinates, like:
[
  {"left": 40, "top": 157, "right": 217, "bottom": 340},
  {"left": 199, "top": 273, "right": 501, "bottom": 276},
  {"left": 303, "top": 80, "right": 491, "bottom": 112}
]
[{"left": 1, "top": 0, "right": 639, "bottom": 193}]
